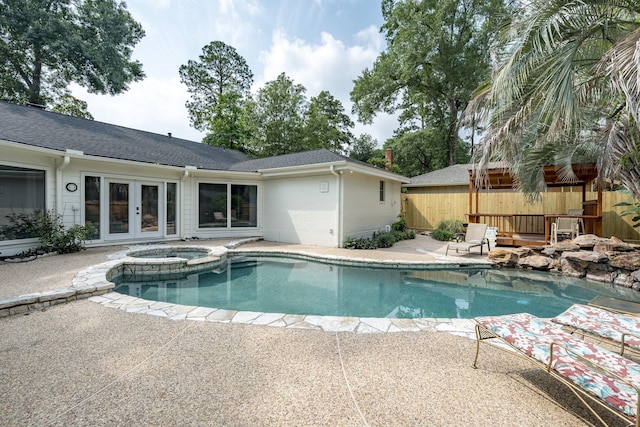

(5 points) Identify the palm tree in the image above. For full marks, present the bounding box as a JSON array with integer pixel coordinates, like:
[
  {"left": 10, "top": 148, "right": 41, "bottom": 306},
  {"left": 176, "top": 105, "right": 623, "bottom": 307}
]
[{"left": 467, "top": 0, "right": 640, "bottom": 199}]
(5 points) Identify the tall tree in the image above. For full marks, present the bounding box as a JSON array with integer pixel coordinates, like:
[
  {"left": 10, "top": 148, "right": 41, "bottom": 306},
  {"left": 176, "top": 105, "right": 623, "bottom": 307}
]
[
  {"left": 467, "top": 0, "right": 640, "bottom": 200},
  {"left": 179, "top": 41, "right": 253, "bottom": 138},
  {"left": 247, "top": 73, "right": 307, "bottom": 157},
  {"left": 0, "top": 0, "right": 145, "bottom": 107},
  {"left": 50, "top": 94, "right": 94, "bottom": 120},
  {"left": 349, "top": 133, "right": 378, "bottom": 162},
  {"left": 303, "top": 90, "right": 354, "bottom": 154},
  {"left": 351, "top": 0, "right": 506, "bottom": 170}
]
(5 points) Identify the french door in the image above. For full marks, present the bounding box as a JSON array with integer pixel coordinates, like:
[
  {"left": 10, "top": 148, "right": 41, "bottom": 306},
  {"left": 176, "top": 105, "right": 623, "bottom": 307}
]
[{"left": 107, "top": 180, "right": 163, "bottom": 239}]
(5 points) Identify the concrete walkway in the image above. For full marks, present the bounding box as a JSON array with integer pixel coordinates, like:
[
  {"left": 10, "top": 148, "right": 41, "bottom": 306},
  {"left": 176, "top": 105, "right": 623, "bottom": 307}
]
[{"left": 0, "top": 236, "right": 623, "bottom": 426}]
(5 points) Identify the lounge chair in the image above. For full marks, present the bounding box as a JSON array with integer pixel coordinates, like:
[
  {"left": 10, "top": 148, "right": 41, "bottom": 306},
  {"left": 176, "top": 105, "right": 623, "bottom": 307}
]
[
  {"left": 473, "top": 313, "right": 640, "bottom": 426},
  {"left": 551, "top": 210, "right": 582, "bottom": 243},
  {"left": 552, "top": 303, "right": 640, "bottom": 356},
  {"left": 445, "top": 223, "right": 489, "bottom": 256},
  {"left": 568, "top": 208, "right": 585, "bottom": 234}
]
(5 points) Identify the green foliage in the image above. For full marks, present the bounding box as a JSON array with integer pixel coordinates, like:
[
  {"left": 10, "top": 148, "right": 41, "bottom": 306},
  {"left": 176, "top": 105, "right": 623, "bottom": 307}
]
[
  {"left": 246, "top": 72, "right": 307, "bottom": 157},
  {"left": 351, "top": 0, "right": 507, "bottom": 167},
  {"left": 343, "top": 237, "right": 377, "bottom": 249},
  {"left": 202, "top": 91, "right": 251, "bottom": 152},
  {"left": 50, "top": 94, "right": 94, "bottom": 120},
  {"left": 373, "top": 232, "right": 396, "bottom": 248},
  {"left": 344, "top": 226, "right": 415, "bottom": 250},
  {"left": 468, "top": 0, "right": 640, "bottom": 201},
  {"left": 0, "top": 0, "right": 145, "bottom": 107},
  {"left": 431, "top": 219, "right": 465, "bottom": 241},
  {"left": 303, "top": 90, "right": 354, "bottom": 155},
  {"left": 614, "top": 190, "right": 640, "bottom": 228},
  {"left": 1, "top": 210, "right": 95, "bottom": 254},
  {"left": 392, "top": 213, "right": 407, "bottom": 232},
  {"left": 179, "top": 41, "right": 253, "bottom": 134},
  {"left": 349, "top": 134, "right": 378, "bottom": 162}
]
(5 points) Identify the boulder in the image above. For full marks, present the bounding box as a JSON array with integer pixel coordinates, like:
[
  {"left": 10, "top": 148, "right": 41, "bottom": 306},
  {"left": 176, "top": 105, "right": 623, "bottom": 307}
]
[
  {"left": 548, "top": 241, "right": 581, "bottom": 252},
  {"left": 572, "top": 234, "right": 605, "bottom": 249},
  {"left": 561, "top": 251, "right": 609, "bottom": 264},
  {"left": 518, "top": 255, "right": 551, "bottom": 270},
  {"left": 593, "top": 236, "right": 638, "bottom": 253},
  {"left": 560, "top": 257, "right": 586, "bottom": 278},
  {"left": 513, "top": 247, "right": 535, "bottom": 258},
  {"left": 609, "top": 252, "right": 640, "bottom": 271},
  {"left": 488, "top": 249, "right": 519, "bottom": 267}
]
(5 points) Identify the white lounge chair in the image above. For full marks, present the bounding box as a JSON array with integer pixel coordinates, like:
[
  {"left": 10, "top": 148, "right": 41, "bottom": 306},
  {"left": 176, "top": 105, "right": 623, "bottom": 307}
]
[{"left": 445, "top": 223, "right": 489, "bottom": 256}]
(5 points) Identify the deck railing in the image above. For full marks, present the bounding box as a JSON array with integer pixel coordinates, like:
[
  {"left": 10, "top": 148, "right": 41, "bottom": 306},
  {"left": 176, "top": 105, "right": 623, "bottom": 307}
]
[{"left": 467, "top": 213, "right": 602, "bottom": 245}]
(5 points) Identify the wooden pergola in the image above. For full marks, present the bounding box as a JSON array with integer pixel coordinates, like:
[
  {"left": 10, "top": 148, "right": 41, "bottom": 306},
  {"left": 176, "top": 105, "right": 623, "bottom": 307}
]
[{"left": 466, "top": 163, "right": 603, "bottom": 246}]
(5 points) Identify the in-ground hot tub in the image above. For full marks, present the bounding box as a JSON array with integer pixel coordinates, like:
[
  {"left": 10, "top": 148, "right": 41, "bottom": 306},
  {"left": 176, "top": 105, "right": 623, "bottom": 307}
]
[
  {"left": 107, "top": 246, "right": 227, "bottom": 282},
  {"left": 127, "top": 247, "right": 210, "bottom": 261}
]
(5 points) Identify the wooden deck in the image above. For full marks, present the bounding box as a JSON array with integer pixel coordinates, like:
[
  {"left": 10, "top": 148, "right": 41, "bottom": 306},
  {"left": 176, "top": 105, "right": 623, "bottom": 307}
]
[{"left": 468, "top": 213, "right": 602, "bottom": 247}]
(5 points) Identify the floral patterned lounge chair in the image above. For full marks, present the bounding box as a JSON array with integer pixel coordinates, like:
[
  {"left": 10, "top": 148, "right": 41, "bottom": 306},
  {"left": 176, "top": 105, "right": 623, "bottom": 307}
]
[
  {"left": 552, "top": 303, "right": 640, "bottom": 356},
  {"left": 474, "top": 313, "right": 640, "bottom": 427}
]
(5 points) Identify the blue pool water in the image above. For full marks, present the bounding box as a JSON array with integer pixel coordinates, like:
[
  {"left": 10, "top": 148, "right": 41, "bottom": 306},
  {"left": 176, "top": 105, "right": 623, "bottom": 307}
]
[{"left": 112, "top": 256, "right": 640, "bottom": 319}]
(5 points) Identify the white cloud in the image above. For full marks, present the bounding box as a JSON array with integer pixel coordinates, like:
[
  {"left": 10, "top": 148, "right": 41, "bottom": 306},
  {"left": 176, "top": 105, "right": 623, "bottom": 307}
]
[
  {"left": 256, "top": 27, "right": 395, "bottom": 144},
  {"left": 71, "top": 77, "right": 204, "bottom": 142}
]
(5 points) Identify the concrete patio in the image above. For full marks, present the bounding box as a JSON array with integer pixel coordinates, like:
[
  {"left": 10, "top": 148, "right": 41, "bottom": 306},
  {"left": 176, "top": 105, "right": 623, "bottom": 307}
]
[{"left": 0, "top": 235, "right": 624, "bottom": 426}]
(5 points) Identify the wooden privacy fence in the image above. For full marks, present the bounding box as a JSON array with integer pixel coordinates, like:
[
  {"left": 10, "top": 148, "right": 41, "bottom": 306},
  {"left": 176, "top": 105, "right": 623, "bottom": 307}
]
[{"left": 404, "top": 190, "right": 640, "bottom": 242}]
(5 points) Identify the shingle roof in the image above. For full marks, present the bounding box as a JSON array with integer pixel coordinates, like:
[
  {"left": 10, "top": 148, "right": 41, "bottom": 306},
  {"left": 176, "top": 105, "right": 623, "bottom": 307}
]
[
  {"left": 0, "top": 101, "right": 249, "bottom": 170},
  {"left": 0, "top": 101, "right": 407, "bottom": 181},
  {"left": 408, "top": 164, "right": 471, "bottom": 186},
  {"left": 231, "top": 149, "right": 350, "bottom": 171}
]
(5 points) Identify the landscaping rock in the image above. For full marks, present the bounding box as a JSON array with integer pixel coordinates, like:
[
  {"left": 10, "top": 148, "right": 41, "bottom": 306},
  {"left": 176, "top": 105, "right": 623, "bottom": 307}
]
[
  {"left": 609, "top": 252, "right": 640, "bottom": 271},
  {"left": 560, "top": 258, "right": 586, "bottom": 278},
  {"left": 572, "top": 234, "right": 605, "bottom": 249},
  {"left": 518, "top": 255, "right": 551, "bottom": 270},
  {"left": 487, "top": 249, "right": 519, "bottom": 267},
  {"left": 549, "top": 241, "right": 581, "bottom": 252},
  {"left": 561, "top": 250, "right": 609, "bottom": 264},
  {"left": 593, "top": 236, "right": 637, "bottom": 253}
]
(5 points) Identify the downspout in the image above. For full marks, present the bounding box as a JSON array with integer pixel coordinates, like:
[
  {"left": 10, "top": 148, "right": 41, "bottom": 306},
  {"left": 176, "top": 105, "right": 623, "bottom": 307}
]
[
  {"left": 330, "top": 165, "right": 342, "bottom": 247},
  {"left": 56, "top": 155, "right": 71, "bottom": 217}
]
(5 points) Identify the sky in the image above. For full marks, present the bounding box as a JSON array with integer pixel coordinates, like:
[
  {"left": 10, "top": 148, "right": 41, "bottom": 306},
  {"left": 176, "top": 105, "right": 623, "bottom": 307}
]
[{"left": 71, "top": 0, "right": 397, "bottom": 146}]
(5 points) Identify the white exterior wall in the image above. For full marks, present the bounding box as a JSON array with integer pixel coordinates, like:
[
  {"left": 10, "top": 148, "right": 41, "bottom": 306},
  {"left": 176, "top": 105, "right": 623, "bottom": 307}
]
[
  {"left": 262, "top": 174, "right": 339, "bottom": 247},
  {"left": 341, "top": 171, "right": 402, "bottom": 241},
  {"left": 0, "top": 145, "right": 264, "bottom": 256},
  {"left": 0, "top": 146, "right": 56, "bottom": 256}
]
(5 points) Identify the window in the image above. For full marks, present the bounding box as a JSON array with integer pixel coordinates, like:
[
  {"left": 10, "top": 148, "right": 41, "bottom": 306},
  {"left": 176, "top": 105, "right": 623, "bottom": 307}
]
[
  {"left": 0, "top": 165, "right": 45, "bottom": 241},
  {"left": 379, "top": 180, "right": 385, "bottom": 202},
  {"left": 166, "top": 182, "right": 177, "bottom": 235},
  {"left": 199, "top": 183, "right": 227, "bottom": 228},
  {"left": 84, "top": 176, "right": 101, "bottom": 239},
  {"left": 198, "top": 183, "right": 258, "bottom": 228},
  {"left": 231, "top": 185, "right": 257, "bottom": 228}
]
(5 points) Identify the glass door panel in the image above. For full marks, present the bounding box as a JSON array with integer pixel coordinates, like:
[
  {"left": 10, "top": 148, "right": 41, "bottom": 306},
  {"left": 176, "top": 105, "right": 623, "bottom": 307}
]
[
  {"left": 139, "top": 184, "right": 159, "bottom": 233},
  {"left": 135, "top": 182, "right": 162, "bottom": 238},
  {"left": 109, "top": 182, "right": 130, "bottom": 234}
]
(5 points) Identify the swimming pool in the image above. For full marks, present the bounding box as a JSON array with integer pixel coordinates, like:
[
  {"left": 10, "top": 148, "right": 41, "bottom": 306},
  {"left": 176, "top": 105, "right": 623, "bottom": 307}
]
[{"left": 112, "top": 255, "right": 640, "bottom": 319}]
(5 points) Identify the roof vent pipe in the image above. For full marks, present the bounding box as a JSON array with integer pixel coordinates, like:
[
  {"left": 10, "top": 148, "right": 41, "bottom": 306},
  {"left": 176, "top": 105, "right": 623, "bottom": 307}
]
[{"left": 168, "top": 132, "right": 172, "bottom": 138}]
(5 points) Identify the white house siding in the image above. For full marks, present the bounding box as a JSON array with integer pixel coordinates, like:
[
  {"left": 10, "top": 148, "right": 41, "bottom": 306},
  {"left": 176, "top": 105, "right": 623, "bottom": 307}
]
[
  {"left": 0, "top": 146, "right": 265, "bottom": 256},
  {"left": 262, "top": 174, "right": 339, "bottom": 247},
  {"left": 341, "top": 172, "right": 402, "bottom": 241}
]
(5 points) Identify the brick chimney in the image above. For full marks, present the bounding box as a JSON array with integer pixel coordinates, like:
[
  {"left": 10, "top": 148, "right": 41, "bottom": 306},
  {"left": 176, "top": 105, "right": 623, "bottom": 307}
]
[{"left": 385, "top": 148, "right": 393, "bottom": 170}]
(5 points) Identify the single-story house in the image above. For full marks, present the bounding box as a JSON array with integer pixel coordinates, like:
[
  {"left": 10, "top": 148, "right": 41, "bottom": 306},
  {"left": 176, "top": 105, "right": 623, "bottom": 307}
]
[{"left": 0, "top": 101, "right": 409, "bottom": 257}]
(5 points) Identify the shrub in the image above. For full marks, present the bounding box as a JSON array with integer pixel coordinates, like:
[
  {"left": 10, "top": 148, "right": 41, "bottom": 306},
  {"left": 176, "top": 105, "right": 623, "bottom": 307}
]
[
  {"left": 431, "top": 219, "right": 465, "bottom": 242},
  {"left": 391, "top": 213, "right": 407, "bottom": 232},
  {"left": 430, "top": 228, "right": 454, "bottom": 241},
  {"left": 373, "top": 232, "right": 396, "bottom": 248},
  {"left": 2, "top": 210, "right": 95, "bottom": 255},
  {"left": 343, "top": 237, "right": 377, "bottom": 249}
]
